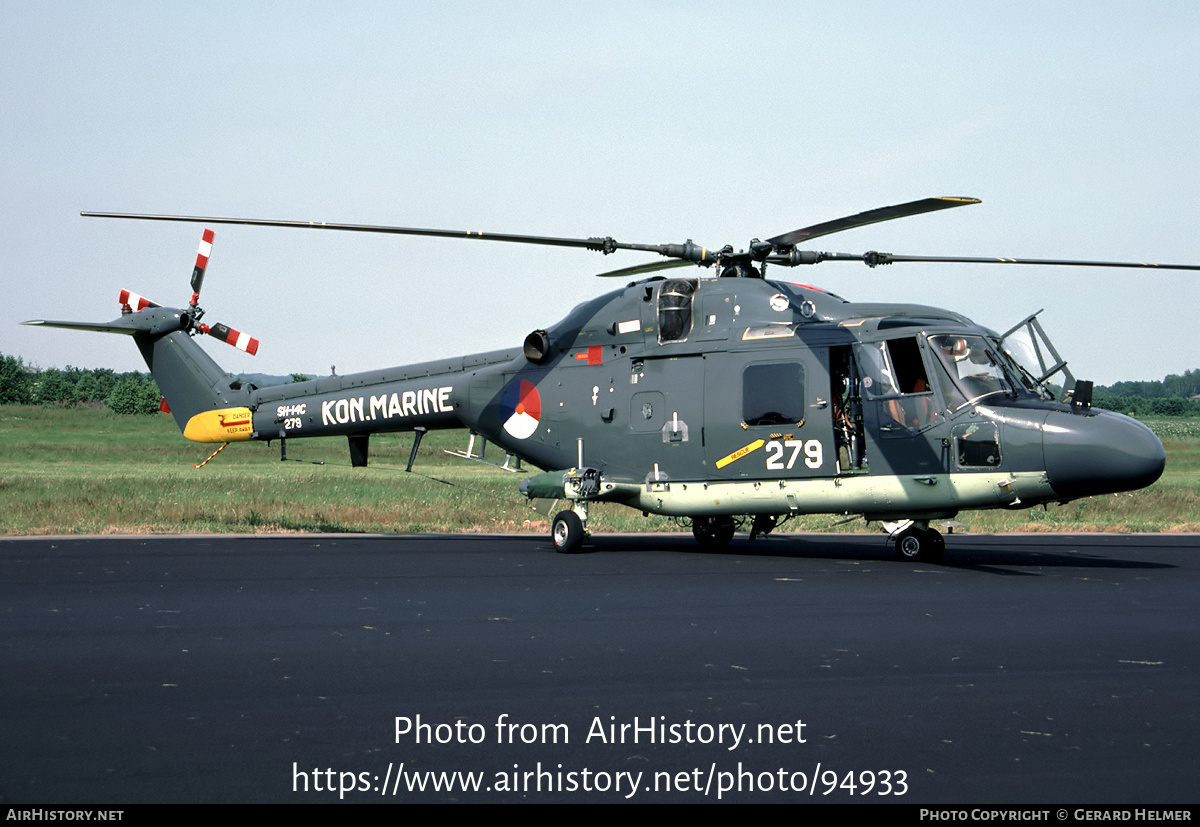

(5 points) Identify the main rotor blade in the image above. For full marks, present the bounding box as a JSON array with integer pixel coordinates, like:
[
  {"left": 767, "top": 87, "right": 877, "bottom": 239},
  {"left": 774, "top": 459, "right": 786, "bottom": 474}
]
[
  {"left": 768, "top": 251, "right": 1200, "bottom": 271},
  {"left": 596, "top": 259, "right": 693, "bottom": 278},
  {"left": 82, "top": 212, "right": 724, "bottom": 268},
  {"left": 84, "top": 212, "right": 633, "bottom": 256},
  {"left": 767, "top": 197, "right": 980, "bottom": 249},
  {"left": 883, "top": 253, "right": 1200, "bottom": 270}
]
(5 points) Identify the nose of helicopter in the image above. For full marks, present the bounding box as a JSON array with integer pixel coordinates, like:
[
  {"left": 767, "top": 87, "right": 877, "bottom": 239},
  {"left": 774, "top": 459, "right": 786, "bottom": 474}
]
[{"left": 1042, "top": 409, "right": 1165, "bottom": 500}]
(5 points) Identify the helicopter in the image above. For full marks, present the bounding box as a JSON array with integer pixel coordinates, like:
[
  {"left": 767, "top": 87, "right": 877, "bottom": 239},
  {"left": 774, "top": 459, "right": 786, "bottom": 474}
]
[{"left": 25, "top": 197, "right": 1195, "bottom": 561}]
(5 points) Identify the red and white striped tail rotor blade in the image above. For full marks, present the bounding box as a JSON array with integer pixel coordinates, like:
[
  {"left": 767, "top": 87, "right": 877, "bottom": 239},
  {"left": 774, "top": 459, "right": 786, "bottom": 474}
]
[
  {"left": 189, "top": 228, "right": 215, "bottom": 303},
  {"left": 200, "top": 322, "right": 259, "bottom": 356},
  {"left": 117, "top": 288, "right": 160, "bottom": 311}
]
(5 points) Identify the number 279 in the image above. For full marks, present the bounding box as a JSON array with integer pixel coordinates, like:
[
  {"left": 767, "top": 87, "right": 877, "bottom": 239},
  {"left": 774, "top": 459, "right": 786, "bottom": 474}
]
[{"left": 765, "top": 439, "right": 822, "bottom": 470}]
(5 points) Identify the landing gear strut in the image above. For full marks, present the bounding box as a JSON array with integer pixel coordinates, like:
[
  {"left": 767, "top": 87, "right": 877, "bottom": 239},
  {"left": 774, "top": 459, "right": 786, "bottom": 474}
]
[
  {"left": 749, "top": 514, "right": 778, "bottom": 541},
  {"left": 893, "top": 523, "right": 945, "bottom": 563}
]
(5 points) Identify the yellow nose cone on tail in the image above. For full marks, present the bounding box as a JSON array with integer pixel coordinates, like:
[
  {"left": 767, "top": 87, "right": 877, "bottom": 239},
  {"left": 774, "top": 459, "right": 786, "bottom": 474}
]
[{"left": 183, "top": 407, "right": 255, "bottom": 443}]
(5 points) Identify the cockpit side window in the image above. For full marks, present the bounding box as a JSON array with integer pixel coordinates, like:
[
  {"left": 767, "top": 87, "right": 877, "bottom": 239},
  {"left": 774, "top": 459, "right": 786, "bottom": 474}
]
[
  {"left": 929, "top": 335, "right": 1014, "bottom": 406},
  {"left": 857, "top": 337, "right": 938, "bottom": 431},
  {"left": 888, "top": 337, "right": 931, "bottom": 395},
  {"left": 858, "top": 342, "right": 898, "bottom": 397},
  {"left": 930, "top": 356, "right": 968, "bottom": 411},
  {"left": 858, "top": 338, "right": 931, "bottom": 397}
]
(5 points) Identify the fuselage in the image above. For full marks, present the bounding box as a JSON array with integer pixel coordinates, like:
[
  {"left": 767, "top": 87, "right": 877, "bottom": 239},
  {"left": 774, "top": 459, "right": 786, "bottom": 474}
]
[{"left": 175, "top": 275, "right": 1163, "bottom": 523}]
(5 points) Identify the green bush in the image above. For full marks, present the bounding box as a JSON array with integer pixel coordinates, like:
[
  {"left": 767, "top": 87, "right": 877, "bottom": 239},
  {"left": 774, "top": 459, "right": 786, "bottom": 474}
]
[
  {"left": 106, "top": 374, "right": 163, "bottom": 415},
  {"left": 33, "top": 368, "right": 73, "bottom": 406},
  {"left": 0, "top": 354, "right": 33, "bottom": 405}
]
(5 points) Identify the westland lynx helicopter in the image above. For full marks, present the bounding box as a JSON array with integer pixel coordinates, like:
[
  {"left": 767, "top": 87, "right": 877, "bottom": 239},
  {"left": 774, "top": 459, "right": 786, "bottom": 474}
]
[{"left": 26, "top": 198, "right": 1193, "bottom": 561}]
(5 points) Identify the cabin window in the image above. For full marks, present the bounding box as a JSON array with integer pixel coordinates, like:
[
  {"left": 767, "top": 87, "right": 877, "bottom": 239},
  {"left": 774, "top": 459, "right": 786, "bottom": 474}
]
[
  {"left": 657, "top": 279, "right": 696, "bottom": 343},
  {"left": 743, "top": 362, "right": 806, "bottom": 426}
]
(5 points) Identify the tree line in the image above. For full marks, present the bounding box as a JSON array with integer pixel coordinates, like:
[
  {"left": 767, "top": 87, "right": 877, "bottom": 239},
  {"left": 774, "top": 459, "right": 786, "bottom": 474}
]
[
  {"left": 0, "top": 354, "right": 163, "bottom": 414},
  {"left": 1094, "top": 368, "right": 1200, "bottom": 416}
]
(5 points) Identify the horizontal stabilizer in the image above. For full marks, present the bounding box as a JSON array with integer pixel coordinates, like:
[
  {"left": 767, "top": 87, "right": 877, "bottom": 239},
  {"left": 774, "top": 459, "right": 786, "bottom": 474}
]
[
  {"left": 23, "top": 306, "right": 189, "bottom": 338},
  {"left": 22, "top": 318, "right": 142, "bottom": 335}
]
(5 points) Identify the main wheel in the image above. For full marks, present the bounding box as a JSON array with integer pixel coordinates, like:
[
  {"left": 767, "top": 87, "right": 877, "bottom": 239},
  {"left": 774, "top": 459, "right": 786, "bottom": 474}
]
[
  {"left": 551, "top": 510, "right": 585, "bottom": 554},
  {"left": 894, "top": 526, "right": 945, "bottom": 563},
  {"left": 692, "top": 515, "right": 736, "bottom": 548}
]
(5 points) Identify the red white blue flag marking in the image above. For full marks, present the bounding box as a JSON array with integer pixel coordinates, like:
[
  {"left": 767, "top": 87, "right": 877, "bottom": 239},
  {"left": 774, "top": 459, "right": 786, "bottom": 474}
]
[{"left": 502, "top": 379, "right": 541, "bottom": 440}]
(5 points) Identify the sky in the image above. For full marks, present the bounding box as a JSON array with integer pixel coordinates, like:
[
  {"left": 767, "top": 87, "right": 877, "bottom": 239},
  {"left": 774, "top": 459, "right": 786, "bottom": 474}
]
[{"left": 3, "top": 1, "right": 1198, "bottom": 386}]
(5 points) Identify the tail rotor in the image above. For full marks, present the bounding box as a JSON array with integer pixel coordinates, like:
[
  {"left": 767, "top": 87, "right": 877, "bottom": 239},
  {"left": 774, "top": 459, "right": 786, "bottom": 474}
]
[
  {"left": 197, "top": 321, "right": 259, "bottom": 355},
  {"left": 118, "top": 228, "right": 260, "bottom": 355},
  {"left": 189, "top": 228, "right": 214, "bottom": 303},
  {"left": 118, "top": 289, "right": 160, "bottom": 313}
]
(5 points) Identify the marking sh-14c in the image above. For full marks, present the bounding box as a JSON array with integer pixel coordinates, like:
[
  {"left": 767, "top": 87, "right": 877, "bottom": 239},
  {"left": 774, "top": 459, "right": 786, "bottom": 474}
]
[
  {"left": 319, "top": 387, "right": 453, "bottom": 427},
  {"left": 278, "top": 403, "right": 308, "bottom": 431}
]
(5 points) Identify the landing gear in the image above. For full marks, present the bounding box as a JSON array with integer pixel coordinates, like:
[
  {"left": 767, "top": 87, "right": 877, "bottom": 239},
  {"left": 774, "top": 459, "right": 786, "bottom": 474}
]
[
  {"left": 894, "top": 524, "right": 945, "bottom": 563},
  {"left": 749, "top": 514, "right": 778, "bottom": 541},
  {"left": 692, "top": 515, "right": 736, "bottom": 548},
  {"left": 551, "top": 510, "right": 586, "bottom": 554}
]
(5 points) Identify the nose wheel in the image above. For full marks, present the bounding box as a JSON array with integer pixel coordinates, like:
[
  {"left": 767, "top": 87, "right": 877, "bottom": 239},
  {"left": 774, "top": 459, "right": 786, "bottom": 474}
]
[
  {"left": 893, "top": 524, "right": 945, "bottom": 563},
  {"left": 552, "top": 510, "right": 587, "bottom": 553}
]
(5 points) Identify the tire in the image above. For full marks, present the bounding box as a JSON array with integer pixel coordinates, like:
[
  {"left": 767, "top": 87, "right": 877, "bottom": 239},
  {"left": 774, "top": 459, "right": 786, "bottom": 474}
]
[
  {"left": 895, "top": 527, "right": 945, "bottom": 563},
  {"left": 692, "top": 515, "right": 736, "bottom": 548},
  {"left": 552, "top": 510, "right": 585, "bottom": 554}
]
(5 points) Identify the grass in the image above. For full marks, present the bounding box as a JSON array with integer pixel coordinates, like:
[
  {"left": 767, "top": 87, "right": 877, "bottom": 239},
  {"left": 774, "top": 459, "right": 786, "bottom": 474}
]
[
  {"left": 0, "top": 406, "right": 1196, "bottom": 536},
  {"left": 0, "top": 406, "right": 666, "bottom": 536}
]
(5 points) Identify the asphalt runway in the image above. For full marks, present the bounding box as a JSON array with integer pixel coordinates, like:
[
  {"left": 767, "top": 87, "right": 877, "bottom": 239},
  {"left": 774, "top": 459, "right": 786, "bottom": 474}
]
[{"left": 1, "top": 532, "right": 1197, "bottom": 804}]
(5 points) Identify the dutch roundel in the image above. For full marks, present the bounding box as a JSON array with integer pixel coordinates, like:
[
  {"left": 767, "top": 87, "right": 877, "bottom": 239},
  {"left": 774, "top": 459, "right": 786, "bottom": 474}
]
[{"left": 502, "top": 380, "right": 541, "bottom": 440}]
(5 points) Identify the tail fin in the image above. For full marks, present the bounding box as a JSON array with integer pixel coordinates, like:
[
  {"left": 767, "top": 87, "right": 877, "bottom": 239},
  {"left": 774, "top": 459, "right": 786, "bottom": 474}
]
[
  {"left": 23, "top": 308, "right": 251, "bottom": 433},
  {"left": 26, "top": 227, "right": 260, "bottom": 439}
]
